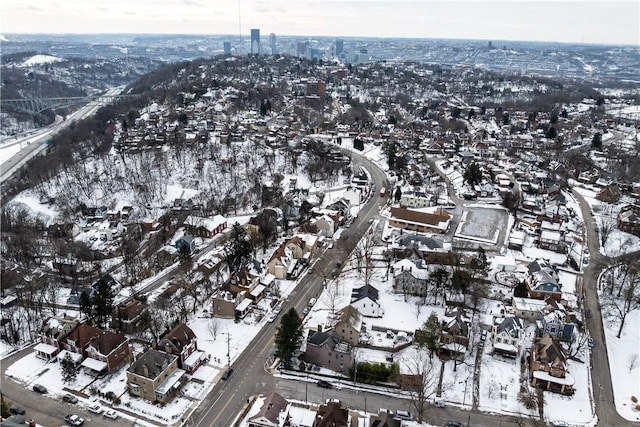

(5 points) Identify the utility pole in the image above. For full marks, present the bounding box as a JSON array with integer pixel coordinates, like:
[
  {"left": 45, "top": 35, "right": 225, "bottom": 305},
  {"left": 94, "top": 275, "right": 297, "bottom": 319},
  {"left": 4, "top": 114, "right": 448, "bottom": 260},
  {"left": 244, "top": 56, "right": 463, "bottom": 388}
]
[{"left": 226, "top": 332, "right": 231, "bottom": 367}]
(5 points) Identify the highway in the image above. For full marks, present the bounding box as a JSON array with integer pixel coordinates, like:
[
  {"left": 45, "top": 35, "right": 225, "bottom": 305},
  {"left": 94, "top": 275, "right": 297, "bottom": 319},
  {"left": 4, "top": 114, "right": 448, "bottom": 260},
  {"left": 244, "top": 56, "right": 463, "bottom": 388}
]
[{"left": 0, "top": 87, "right": 122, "bottom": 184}]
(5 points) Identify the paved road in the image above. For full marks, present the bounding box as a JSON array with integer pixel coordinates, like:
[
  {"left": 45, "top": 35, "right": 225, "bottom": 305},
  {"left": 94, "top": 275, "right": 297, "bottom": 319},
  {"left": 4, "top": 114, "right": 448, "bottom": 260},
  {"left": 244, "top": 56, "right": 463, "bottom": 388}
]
[
  {"left": 189, "top": 151, "right": 391, "bottom": 427},
  {"left": 571, "top": 189, "right": 638, "bottom": 427}
]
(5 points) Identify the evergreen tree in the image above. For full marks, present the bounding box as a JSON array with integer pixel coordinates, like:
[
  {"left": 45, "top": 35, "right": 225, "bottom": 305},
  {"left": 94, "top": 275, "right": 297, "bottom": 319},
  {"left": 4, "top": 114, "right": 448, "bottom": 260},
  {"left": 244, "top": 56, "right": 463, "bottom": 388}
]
[
  {"left": 93, "top": 278, "right": 115, "bottom": 328},
  {"left": 224, "top": 222, "right": 254, "bottom": 273},
  {"left": 463, "top": 162, "right": 483, "bottom": 186},
  {"left": 79, "top": 291, "right": 93, "bottom": 323},
  {"left": 545, "top": 126, "right": 557, "bottom": 139},
  {"left": 592, "top": 132, "right": 603, "bottom": 149},
  {"left": 394, "top": 186, "right": 402, "bottom": 203},
  {"left": 470, "top": 246, "right": 489, "bottom": 276},
  {"left": 274, "top": 308, "right": 303, "bottom": 364},
  {"left": 60, "top": 353, "right": 78, "bottom": 384},
  {"left": 414, "top": 312, "right": 442, "bottom": 359}
]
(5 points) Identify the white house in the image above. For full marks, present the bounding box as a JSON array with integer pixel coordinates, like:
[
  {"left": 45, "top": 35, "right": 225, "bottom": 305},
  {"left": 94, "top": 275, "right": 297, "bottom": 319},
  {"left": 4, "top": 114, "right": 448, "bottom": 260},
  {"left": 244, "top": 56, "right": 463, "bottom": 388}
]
[
  {"left": 492, "top": 316, "right": 523, "bottom": 358},
  {"left": 350, "top": 284, "right": 384, "bottom": 318}
]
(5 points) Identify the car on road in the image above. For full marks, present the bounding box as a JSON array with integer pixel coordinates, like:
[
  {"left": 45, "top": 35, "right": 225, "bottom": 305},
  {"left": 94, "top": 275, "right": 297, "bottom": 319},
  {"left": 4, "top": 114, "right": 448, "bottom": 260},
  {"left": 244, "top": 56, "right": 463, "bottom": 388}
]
[
  {"left": 87, "top": 403, "right": 103, "bottom": 414},
  {"left": 317, "top": 380, "right": 332, "bottom": 389},
  {"left": 63, "top": 393, "right": 79, "bottom": 404},
  {"left": 480, "top": 330, "right": 487, "bottom": 341},
  {"left": 32, "top": 384, "right": 47, "bottom": 394},
  {"left": 221, "top": 368, "right": 233, "bottom": 380},
  {"left": 588, "top": 337, "right": 594, "bottom": 348},
  {"left": 267, "top": 312, "right": 278, "bottom": 323},
  {"left": 302, "top": 307, "right": 310, "bottom": 316},
  {"left": 433, "top": 397, "right": 446, "bottom": 408},
  {"left": 446, "top": 422, "right": 464, "bottom": 427},
  {"left": 64, "top": 414, "right": 85, "bottom": 426},
  {"left": 308, "top": 298, "right": 317, "bottom": 307},
  {"left": 104, "top": 409, "right": 119, "bottom": 420},
  {"left": 9, "top": 406, "right": 26, "bottom": 415},
  {"left": 394, "top": 410, "right": 413, "bottom": 420},
  {"left": 549, "top": 421, "right": 569, "bottom": 427}
]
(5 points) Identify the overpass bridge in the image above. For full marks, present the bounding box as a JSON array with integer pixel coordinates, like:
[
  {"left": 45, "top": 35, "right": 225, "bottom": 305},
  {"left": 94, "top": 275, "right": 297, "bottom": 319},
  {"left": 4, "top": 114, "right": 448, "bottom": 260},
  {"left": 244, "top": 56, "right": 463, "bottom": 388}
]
[{"left": 0, "top": 93, "right": 136, "bottom": 115}]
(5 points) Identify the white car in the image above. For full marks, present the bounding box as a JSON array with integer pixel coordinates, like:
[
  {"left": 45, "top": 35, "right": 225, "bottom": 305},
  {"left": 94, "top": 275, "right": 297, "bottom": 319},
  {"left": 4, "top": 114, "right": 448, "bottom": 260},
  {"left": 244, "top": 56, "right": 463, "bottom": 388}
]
[
  {"left": 267, "top": 313, "right": 278, "bottom": 323},
  {"left": 104, "top": 409, "right": 118, "bottom": 420},
  {"left": 87, "top": 403, "right": 103, "bottom": 414}
]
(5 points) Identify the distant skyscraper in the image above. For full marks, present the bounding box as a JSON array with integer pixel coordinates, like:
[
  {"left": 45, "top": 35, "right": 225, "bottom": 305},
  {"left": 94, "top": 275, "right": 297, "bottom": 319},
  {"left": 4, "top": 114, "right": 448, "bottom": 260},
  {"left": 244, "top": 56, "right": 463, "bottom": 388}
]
[
  {"left": 223, "top": 41, "right": 231, "bottom": 55},
  {"left": 335, "top": 39, "right": 344, "bottom": 57},
  {"left": 269, "top": 33, "right": 276, "bottom": 55},
  {"left": 250, "top": 28, "right": 260, "bottom": 55}
]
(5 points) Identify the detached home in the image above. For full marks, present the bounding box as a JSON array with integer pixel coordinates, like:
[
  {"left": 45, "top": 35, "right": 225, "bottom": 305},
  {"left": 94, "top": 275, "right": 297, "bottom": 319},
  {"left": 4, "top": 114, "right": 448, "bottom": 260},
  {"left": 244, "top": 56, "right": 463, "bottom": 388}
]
[{"left": 127, "top": 348, "right": 186, "bottom": 403}]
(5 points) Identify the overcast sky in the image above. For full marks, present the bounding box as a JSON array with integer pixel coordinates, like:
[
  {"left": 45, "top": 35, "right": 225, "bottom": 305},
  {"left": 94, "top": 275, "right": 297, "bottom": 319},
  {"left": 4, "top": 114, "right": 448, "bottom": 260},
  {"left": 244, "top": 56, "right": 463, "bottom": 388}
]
[{"left": 1, "top": 0, "right": 638, "bottom": 45}]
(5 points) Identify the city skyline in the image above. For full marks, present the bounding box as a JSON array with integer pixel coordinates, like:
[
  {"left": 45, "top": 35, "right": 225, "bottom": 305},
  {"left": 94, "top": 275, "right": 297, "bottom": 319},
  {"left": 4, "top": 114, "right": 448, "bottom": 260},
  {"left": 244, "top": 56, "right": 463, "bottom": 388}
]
[{"left": 1, "top": 1, "right": 638, "bottom": 46}]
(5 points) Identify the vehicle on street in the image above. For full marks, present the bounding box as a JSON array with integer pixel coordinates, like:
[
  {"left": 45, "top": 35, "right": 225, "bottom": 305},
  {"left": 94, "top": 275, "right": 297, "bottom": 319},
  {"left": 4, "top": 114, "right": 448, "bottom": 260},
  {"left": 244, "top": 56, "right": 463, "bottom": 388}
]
[
  {"left": 550, "top": 421, "right": 570, "bottom": 427},
  {"left": 302, "top": 307, "right": 310, "bottom": 316},
  {"left": 308, "top": 297, "right": 317, "bottom": 306},
  {"left": 480, "top": 330, "right": 487, "bottom": 341},
  {"left": 317, "top": 380, "right": 332, "bottom": 389},
  {"left": 9, "top": 406, "right": 25, "bottom": 415},
  {"left": 446, "top": 421, "right": 464, "bottom": 427},
  {"left": 88, "top": 403, "right": 103, "bottom": 414},
  {"left": 394, "top": 410, "right": 413, "bottom": 420},
  {"left": 267, "top": 313, "right": 278, "bottom": 323},
  {"left": 104, "top": 409, "right": 119, "bottom": 420},
  {"left": 221, "top": 368, "right": 233, "bottom": 380},
  {"left": 32, "top": 384, "right": 47, "bottom": 394},
  {"left": 63, "top": 394, "right": 79, "bottom": 404},
  {"left": 588, "top": 337, "right": 594, "bottom": 348},
  {"left": 433, "top": 397, "right": 446, "bottom": 408},
  {"left": 327, "top": 243, "right": 334, "bottom": 249},
  {"left": 64, "top": 414, "right": 85, "bottom": 426}
]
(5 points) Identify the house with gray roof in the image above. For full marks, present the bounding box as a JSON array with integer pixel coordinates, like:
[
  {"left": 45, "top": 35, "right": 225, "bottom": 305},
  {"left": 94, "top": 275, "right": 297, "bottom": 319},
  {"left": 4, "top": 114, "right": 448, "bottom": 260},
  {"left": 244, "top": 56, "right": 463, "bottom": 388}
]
[
  {"left": 351, "top": 284, "right": 384, "bottom": 318},
  {"left": 126, "top": 348, "right": 185, "bottom": 403},
  {"left": 492, "top": 316, "right": 523, "bottom": 358},
  {"left": 304, "top": 327, "right": 354, "bottom": 373}
]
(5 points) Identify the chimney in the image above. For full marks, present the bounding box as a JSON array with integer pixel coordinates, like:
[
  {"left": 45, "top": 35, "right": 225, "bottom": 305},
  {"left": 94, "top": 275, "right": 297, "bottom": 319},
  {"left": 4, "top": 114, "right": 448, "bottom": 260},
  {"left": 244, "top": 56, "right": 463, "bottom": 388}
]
[
  {"left": 142, "top": 364, "right": 149, "bottom": 378},
  {"left": 317, "top": 324, "right": 323, "bottom": 332},
  {"left": 165, "top": 344, "right": 172, "bottom": 354}
]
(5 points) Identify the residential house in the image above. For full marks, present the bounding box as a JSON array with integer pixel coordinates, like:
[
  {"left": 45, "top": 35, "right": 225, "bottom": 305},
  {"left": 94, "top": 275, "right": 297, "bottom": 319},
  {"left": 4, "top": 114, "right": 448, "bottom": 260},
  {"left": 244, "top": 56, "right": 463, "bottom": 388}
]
[
  {"left": 93, "top": 274, "right": 122, "bottom": 297},
  {"left": 536, "top": 311, "right": 575, "bottom": 342},
  {"left": 183, "top": 215, "right": 227, "bottom": 238},
  {"left": 440, "top": 307, "right": 470, "bottom": 355},
  {"left": 526, "top": 259, "right": 562, "bottom": 302},
  {"left": 127, "top": 348, "right": 186, "bottom": 403},
  {"left": 304, "top": 327, "right": 354, "bottom": 373},
  {"left": 388, "top": 207, "right": 451, "bottom": 234},
  {"left": 313, "top": 215, "right": 336, "bottom": 238},
  {"left": 112, "top": 299, "right": 148, "bottom": 333},
  {"left": 247, "top": 391, "right": 290, "bottom": 427},
  {"left": 618, "top": 204, "right": 640, "bottom": 237},
  {"left": 83, "top": 330, "right": 132, "bottom": 374},
  {"left": 212, "top": 289, "right": 247, "bottom": 319},
  {"left": 267, "top": 244, "right": 296, "bottom": 280},
  {"left": 175, "top": 235, "right": 197, "bottom": 254},
  {"left": 597, "top": 184, "right": 621, "bottom": 203},
  {"left": 314, "top": 400, "right": 349, "bottom": 427},
  {"left": 492, "top": 316, "right": 523, "bottom": 358},
  {"left": 392, "top": 258, "right": 430, "bottom": 296},
  {"left": 351, "top": 284, "right": 384, "bottom": 318},
  {"left": 512, "top": 297, "right": 548, "bottom": 322},
  {"left": 369, "top": 411, "right": 401, "bottom": 427},
  {"left": 158, "top": 324, "right": 204, "bottom": 373},
  {"left": 62, "top": 323, "right": 102, "bottom": 357},
  {"left": 399, "top": 190, "right": 433, "bottom": 208},
  {"left": 529, "top": 334, "right": 574, "bottom": 395},
  {"left": 332, "top": 306, "right": 363, "bottom": 347},
  {"left": 35, "top": 315, "right": 78, "bottom": 360}
]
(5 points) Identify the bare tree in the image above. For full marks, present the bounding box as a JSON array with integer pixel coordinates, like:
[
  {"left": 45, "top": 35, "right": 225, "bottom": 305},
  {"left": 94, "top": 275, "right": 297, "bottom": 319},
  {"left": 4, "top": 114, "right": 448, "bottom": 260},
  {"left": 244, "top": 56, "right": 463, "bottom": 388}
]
[
  {"left": 599, "top": 217, "right": 615, "bottom": 247},
  {"left": 322, "top": 280, "right": 340, "bottom": 315},
  {"left": 399, "top": 348, "right": 439, "bottom": 424},
  {"left": 602, "top": 270, "right": 640, "bottom": 338},
  {"left": 207, "top": 318, "right": 220, "bottom": 341},
  {"left": 628, "top": 354, "right": 639, "bottom": 373},
  {"left": 565, "top": 331, "right": 590, "bottom": 359}
]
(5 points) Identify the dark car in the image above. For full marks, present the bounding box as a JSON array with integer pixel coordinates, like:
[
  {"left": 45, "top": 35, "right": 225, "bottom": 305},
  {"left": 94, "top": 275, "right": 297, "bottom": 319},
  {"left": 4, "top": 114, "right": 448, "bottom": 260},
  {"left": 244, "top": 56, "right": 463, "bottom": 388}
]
[
  {"left": 317, "top": 380, "right": 332, "bottom": 389},
  {"left": 446, "top": 422, "right": 465, "bottom": 427},
  {"left": 221, "top": 368, "right": 233, "bottom": 380},
  {"left": 9, "top": 406, "right": 26, "bottom": 415},
  {"left": 63, "top": 393, "right": 79, "bottom": 404},
  {"left": 32, "top": 384, "right": 47, "bottom": 394}
]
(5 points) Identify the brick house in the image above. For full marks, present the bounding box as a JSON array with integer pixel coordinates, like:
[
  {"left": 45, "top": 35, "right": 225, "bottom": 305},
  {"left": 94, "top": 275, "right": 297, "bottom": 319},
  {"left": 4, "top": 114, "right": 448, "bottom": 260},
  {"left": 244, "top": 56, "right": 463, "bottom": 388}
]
[
  {"left": 529, "top": 334, "right": 574, "bottom": 395},
  {"left": 332, "top": 305, "right": 363, "bottom": 347},
  {"left": 618, "top": 204, "right": 640, "bottom": 237},
  {"left": 83, "top": 330, "right": 132, "bottom": 374},
  {"left": 315, "top": 400, "right": 349, "bottom": 427},
  {"left": 62, "top": 323, "right": 102, "bottom": 356},
  {"left": 112, "top": 299, "right": 148, "bottom": 333},
  {"left": 389, "top": 207, "right": 451, "bottom": 234},
  {"left": 183, "top": 215, "right": 227, "bottom": 238},
  {"left": 247, "top": 391, "right": 290, "bottom": 427},
  {"left": 304, "top": 327, "right": 354, "bottom": 373},
  {"left": 127, "top": 348, "right": 186, "bottom": 403},
  {"left": 157, "top": 324, "right": 204, "bottom": 373}
]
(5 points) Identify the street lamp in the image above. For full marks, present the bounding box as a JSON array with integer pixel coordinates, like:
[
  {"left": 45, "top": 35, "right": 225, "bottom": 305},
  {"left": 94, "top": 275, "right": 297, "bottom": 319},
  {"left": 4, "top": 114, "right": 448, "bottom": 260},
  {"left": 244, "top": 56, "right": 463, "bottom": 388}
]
[{"left": 463, "top": 376, "right": 470, "bottom": 407}]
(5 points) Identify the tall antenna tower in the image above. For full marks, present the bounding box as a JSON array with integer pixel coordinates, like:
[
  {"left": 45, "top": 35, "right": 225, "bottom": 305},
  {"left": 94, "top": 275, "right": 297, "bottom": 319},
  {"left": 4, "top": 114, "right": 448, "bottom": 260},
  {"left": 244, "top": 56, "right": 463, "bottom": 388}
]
[{"left": 238, "top": 0, "right": 242, "bottom": 54}]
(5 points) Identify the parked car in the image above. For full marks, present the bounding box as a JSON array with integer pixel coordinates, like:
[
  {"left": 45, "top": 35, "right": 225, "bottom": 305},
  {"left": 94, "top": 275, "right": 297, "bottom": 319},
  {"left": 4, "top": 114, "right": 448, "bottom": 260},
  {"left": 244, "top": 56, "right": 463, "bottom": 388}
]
[
  {"left": 267, "top": 313, "right": 278, "bottom": 323},
  {"left": 9, "top": 406, "right": 25, "bottom": 415},
  {"left": 32, "top": 384, "right": 47, "bottom": 394},
  {"left": 302, "top": 307, "right": 310, "bottom": 316},
  {"left": 550, "top": 421, "right": 569, "bottom": 427},
  {"left": 433, "top": 397, "right": 446, "bottom": 408},
  {"left": 480, "top": 330, "right": 487, "bottom": 341},
  {"left": 221, "top": 368, "right": 233, "bottom": 380},
  {"left": 308, "top": 298, "right": 317, "bottom": 307},
  {"left": 446, "top": 421, "right": 464, "bottom": 427},
  {"left": 87, "top": 403, "right": 103, "bottom": 414},
  {"left": 317, "top": 380, "right": 332, "bottom": 389},
  {"left": 394, "top": 410, "right": 413, "bottom": 420},
  {"left": 64, "top": 414, "right": 84, "bottom": 426},
  {"left": 63, "top": 393, "right": 79, "bottom": 404},
  {"left": 104, "top": 409, "right": 119, "bottom": 420}
]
